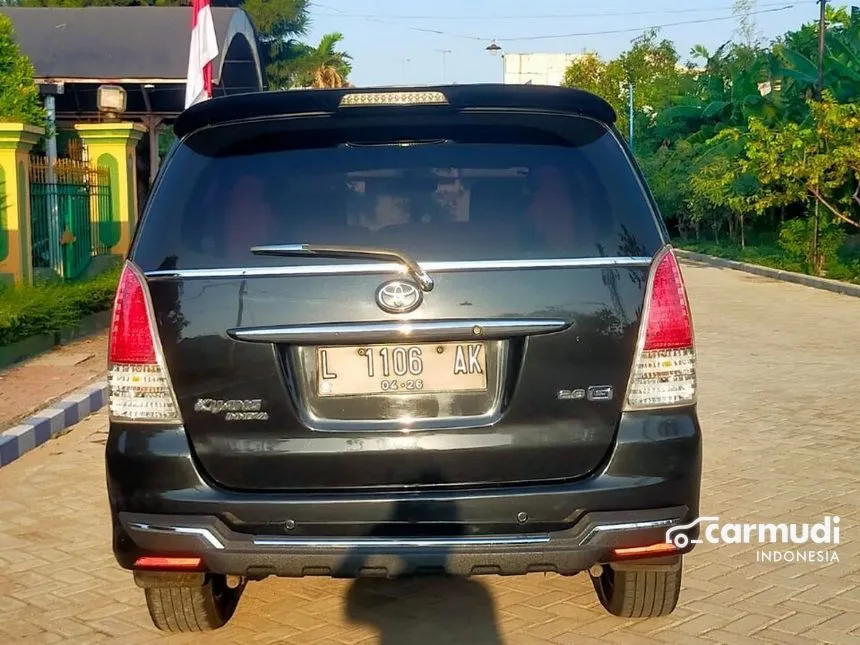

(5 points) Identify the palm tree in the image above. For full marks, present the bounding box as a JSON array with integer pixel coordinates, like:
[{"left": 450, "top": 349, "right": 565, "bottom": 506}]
[{"left": 295, "top": 32, "right": 353, "bottom": 89}]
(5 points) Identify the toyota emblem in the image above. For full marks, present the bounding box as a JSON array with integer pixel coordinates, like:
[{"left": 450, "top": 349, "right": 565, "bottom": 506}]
[{"left": 376, "top": 280, "right": 423, "bottom": 314}]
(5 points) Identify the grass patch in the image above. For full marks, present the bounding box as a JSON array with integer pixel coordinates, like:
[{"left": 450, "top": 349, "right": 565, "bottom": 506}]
[
  {"left": 675, "top": 238, "right": 804, "bottom": 273},
  {"left": 674, "top": 237, "right": 860, "bottom": 284},
  {"left": 0, "top": 266, "right": 120, "bottom": 347}
]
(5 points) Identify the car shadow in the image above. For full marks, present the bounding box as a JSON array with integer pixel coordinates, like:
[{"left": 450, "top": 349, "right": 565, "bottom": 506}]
[
  {"left": 342, "top": 576, "right": 503, "bottom": 645},
  {"left": 333, "top": 476, "right": 504, "bottom": 645}
]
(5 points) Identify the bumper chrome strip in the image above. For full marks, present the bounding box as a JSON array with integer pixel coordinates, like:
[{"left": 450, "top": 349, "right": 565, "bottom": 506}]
[
  {"left": 127, "top": 521, "right": 549, "bottom": 549},
  {"left": 128, "top": 517, "right": 679, "bottom": 551},
  {"left": 577, "top": 518, "right": 678, "bottom": 546},
  {"left": 253, "top": 534, "right": 551, "bottom": 548},
  {"left": 128, "top": 522, "right": 226, "bottom": 550},
  {"left": 144, "top": 256, "right": 653, "bottom": 281}
]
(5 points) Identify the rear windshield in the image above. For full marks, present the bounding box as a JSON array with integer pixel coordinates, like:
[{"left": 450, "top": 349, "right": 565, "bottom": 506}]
[{"left": 133, "top": 114, "right": 663, "bottom": 271}]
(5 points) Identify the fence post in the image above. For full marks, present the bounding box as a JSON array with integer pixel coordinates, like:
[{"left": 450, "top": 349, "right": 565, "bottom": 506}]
[
  {"left": 73, "top": 123, "right": 146, "bottom": 258},
  {"left": 0, "top": 123, "right": 45, "bottom": 286}
]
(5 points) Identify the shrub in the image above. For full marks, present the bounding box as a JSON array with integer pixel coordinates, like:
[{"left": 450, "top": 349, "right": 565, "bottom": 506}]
[
  {"left": 777, "top": 216, "right": 847, "bottom": 275},
  {"left": 827, "top": 240, "right": 860, "bottom": 283},
  {"left": 0, "top": 267, "right": 120, "bottom": 346}
]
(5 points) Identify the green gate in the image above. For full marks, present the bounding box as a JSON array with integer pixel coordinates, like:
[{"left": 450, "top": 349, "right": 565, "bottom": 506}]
[{"left": 30, "top": 155, "right": 113, "bottom": 280}]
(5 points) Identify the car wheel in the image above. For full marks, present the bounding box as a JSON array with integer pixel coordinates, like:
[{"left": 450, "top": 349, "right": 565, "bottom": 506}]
[
  {"left": 592, "top": 560, "right": 682, "bottom": 618},
  {"left": 144, "top": 575, "right": 245, "bottom": 632}
]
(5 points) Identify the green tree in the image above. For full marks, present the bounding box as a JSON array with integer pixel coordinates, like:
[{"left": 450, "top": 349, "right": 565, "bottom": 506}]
[
  {"left": 741, "top": 96, "right": 860, "bottom": 230},
  {"left": 773, "top": 6, "right": 859, "bottom": 105},
  {"left": 688, "top": 133, "right": 763, "bottom": 247},
  {"left": 776, "top": 215, "right": 846, "bottom": 275},
  {"left": 273, "top": 31, "right": 351, "bottom": 89},
  {"left": 0, "top": 14, "right": 45, "bottom": 125},
  {"left": 614, "top": 30, "right": 687, "bottom": 111},
  {"left": 561, "top": 52, "right": 624, "bottom": 108},
  {"left": 638, "top": 139, "right": 701, "bottom": 236},
  {"left": 584, "top": 10, "right": 860, "bottom": 285},
  {"left": 658, "top": 42, "right": 783, "bottom": 141},
  {"left": 240, "top": 0, "right": 313, "bottom": 89},
  {"left": 562, "top": 30, "right": 693, "bottom": 145}
]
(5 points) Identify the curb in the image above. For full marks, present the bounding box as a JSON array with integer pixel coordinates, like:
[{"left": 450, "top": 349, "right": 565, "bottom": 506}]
[
  {"left": 0, "top": 380, "right": 108, "bottom": 468},
  {"left": 675, "top": 249, "right": 860, "bottom": 298}
]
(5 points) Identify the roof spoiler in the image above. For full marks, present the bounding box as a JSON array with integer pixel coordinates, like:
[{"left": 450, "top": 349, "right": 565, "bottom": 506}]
[{"left": 174, "top": 84, "right": 617, "bottom": 139}]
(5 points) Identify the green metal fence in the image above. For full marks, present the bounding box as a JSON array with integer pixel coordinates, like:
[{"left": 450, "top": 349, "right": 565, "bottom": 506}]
[{"left": 29, "top": 155, "right": 113, "bottom": 280}]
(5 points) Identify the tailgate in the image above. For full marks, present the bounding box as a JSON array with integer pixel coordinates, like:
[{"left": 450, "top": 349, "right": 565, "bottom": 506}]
[
  {"left": 134, "top": 103, "right": 664, "bottom": 491},
  {"left": 147, "top": 262, "right": 649, "bottom": 490}
]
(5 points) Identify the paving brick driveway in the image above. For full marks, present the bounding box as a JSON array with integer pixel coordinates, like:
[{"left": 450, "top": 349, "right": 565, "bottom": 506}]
[{"left": 1, "top": 261, "right": 860, "bottom": 645}]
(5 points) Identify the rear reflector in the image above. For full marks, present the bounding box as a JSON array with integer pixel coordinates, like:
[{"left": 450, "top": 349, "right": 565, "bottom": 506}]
[
  {"left": 108, "top": 262, "right": 180, "bottom": 423},
  {"left": 339, "top": 91, "right": 448, "bottom": 107},
  {"left": 134, "top": 556, "right": 203, "bottom": 571},
  {"left": 624, "top": 247, "right": 696, "bottom": 410},
  {"left": 611, "top": 542, "right": 679, "bottom": 559}
]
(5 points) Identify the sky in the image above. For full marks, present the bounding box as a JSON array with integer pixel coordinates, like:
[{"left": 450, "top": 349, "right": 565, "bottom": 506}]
[{"left": 303, "top": 0, "right": 826, "bottom": 86}]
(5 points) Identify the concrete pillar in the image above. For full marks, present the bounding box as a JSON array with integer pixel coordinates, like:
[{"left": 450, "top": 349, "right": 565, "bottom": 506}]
[
  {"left": 0, "top": 124, "right": 44, "bottom": 285},
  {"left": 74, "top": 123, "right": 146, "bottom": 257}
]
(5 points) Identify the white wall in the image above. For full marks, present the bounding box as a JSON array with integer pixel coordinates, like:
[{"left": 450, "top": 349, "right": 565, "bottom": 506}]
[{"left": 502, "top": 53, "right": 588, "bottom": 86}]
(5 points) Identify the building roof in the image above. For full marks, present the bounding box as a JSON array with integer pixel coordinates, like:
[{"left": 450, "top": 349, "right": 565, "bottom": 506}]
[
  {"left": 0, "top": 6, "right": 262, "bottom": 86},
  {"left": 0, "top": 6, "right": 264, "bottom": 119}
]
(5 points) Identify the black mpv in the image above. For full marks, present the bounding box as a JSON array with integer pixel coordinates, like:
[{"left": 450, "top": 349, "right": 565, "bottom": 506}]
[{"left": 106, "top": 85, "right": 702, "bottom": 632}]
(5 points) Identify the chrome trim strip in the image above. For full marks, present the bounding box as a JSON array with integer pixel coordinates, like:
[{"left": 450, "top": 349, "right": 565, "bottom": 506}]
[
  {"left": 128, "top": 522, "right": 225, "bottom": 550},
  {"left": 577, "top": 518, "right": 678, "bottom": 546},
  {"left": 253, "top": 534, "right": 551, "bottom": 548},
  {"left": 228, "top": 318, "right": 569, "bottom": 344},
  {"left": 144, "top": 256, "right": 653, "bottom": 280}
]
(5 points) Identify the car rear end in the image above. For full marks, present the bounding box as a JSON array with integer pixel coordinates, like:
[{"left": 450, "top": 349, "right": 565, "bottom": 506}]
[{"left": 105, "top": 85, "right": 702, "bottom": 632}]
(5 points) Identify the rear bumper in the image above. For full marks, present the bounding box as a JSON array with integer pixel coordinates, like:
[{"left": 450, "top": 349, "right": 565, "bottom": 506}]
[
  {"left": 120, "top": 507, "right": 691, "bottom": 578},
  {"left": 107, "top": 408, "right": 702, "bottom": 576}
]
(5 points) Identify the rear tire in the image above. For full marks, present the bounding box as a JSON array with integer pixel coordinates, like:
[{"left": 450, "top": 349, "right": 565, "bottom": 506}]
[
  {"left": 144, "top": 575, "right": 245, "bottom": 632},
  {"left": 592, "top": 560, "right": 682, "bottom": 618}
]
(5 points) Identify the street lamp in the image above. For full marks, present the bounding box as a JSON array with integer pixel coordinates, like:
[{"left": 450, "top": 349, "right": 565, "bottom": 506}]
[
  {"left": 37, "top": 82, "right": 65, "bottom": 276},
  {"left": 486, "top": 41, "right": 502, "bottom": 56},
  {"left": 395, "top": 58, "right": 411, "bottom": 83},
  {"left": 97, "top": 85, "right": 127, "bottom": 120},
  {"left": 436, "top": 49, "right": 452, "bottom": 83}
]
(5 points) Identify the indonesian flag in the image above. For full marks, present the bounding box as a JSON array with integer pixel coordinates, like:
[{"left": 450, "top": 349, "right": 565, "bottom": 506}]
[{"left": 184, "top": 0, "right": 219, "bottom": 109}]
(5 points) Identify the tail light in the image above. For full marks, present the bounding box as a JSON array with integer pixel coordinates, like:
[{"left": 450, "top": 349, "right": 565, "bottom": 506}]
[
  {"left": 108, "top": 262, "right": 181, "bottom": 423},
  {"left": 624, "top": 247, "right": 696, "bottom": 410}
]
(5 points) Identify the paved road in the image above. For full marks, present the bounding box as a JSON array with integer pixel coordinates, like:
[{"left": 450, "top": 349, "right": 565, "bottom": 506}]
[
  {"left": 2, "top": 261, "right": 860, "bottom": 645},
  {"left": 0, "top": 332, "right": 107, "bottom": 429}
]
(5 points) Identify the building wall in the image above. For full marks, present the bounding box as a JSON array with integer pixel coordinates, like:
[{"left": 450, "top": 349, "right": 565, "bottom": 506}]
[{"left": 502, "top": 53, "right": 589, "bottom": 86}]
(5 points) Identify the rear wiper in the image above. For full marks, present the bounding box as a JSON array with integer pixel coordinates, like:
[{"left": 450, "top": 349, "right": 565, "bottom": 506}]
[{"left": 250, "top": 244, "right": 434, "bottom": 292}]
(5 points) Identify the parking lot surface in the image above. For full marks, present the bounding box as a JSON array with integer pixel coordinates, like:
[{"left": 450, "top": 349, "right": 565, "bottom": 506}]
[{"left": 1, "top": 261, "right": 859, "bottom": 644}]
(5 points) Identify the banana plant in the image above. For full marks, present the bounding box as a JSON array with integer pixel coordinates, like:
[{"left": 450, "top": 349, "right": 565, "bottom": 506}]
[
  {"left": 773, "top": 7, "right": 860, "bottom": 104},
  {"left": 656, "top": 42, "right": 783, "bottom": 137}
]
